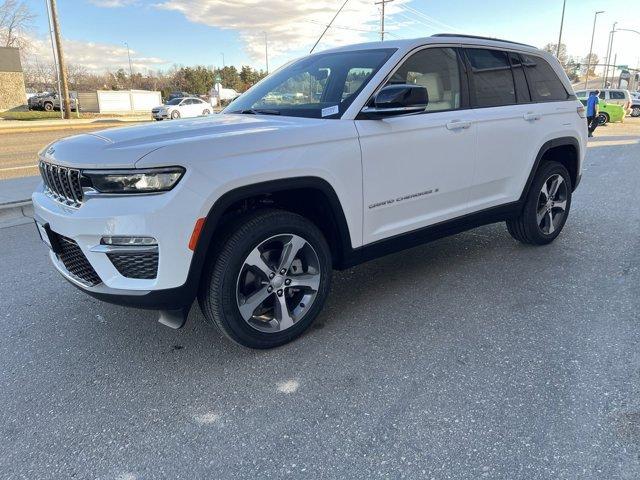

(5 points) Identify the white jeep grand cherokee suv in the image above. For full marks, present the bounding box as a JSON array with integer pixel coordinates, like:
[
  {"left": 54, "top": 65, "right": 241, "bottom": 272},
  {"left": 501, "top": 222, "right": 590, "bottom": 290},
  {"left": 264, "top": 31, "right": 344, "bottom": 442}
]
[{"left": 33, "top": 35, "right": 587, "bottom": 348}]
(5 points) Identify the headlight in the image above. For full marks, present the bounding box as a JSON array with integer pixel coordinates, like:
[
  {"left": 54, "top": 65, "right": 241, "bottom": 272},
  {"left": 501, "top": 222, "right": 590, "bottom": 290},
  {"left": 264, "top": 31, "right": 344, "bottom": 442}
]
[{"left": 82, "top": 167, "right": 185, "bottom": 194}]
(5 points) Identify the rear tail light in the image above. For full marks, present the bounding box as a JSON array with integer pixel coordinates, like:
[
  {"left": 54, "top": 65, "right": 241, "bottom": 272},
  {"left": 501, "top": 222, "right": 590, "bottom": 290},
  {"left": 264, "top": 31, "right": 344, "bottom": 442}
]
[{"left": 577, "top": 105, "right": 587, "bottom": 118}]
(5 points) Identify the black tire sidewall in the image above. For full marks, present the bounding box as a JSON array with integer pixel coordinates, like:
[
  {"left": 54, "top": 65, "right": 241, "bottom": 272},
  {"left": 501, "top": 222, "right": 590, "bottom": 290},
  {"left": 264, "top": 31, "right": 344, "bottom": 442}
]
[
  {"left": 523, "top": 162, "right": 572, "bottom": 244},
  {"left": 204, "top": 210, "right": 332, "bottom": 348}
]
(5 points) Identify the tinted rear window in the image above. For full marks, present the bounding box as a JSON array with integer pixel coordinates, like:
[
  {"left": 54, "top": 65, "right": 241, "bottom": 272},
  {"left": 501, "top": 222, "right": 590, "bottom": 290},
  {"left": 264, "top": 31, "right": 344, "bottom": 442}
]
[
  {"left": 521, "top": 54, "right": 569, "bottom": 102},
  {"left": 466, "top": 48, "right": 516, "bottom": 108}
]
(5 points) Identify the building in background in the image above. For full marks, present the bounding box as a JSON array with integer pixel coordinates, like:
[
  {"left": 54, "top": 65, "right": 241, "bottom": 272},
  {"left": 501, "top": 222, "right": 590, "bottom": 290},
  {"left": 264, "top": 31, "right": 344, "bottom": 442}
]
[{"left": 0, "top": 47, "right": 27, "bottom": 111}]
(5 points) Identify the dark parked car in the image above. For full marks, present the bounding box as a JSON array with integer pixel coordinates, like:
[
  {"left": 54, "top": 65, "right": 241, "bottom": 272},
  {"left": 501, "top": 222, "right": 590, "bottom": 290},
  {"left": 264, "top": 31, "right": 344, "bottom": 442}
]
[{"left": 28, "top": 92, "right": 79, "bottom": 112}]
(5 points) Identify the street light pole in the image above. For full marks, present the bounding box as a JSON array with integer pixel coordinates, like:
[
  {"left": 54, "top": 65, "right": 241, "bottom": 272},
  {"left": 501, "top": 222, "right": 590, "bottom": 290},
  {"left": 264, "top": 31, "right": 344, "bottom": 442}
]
[
  {"left": 584, "top": 10, "right": 604, "bottom": 90},
  {"left": 124, "top": 42, "right": 134, "bottom": 89},
  {"left": 556, "top": 0, "right": 566, "bottom": 58},
  {"left": 264, "top": 32, "right": 269, "bottom": 74},
  {"left": 221, "top": 52, "right": 225, "bottom": 68}
]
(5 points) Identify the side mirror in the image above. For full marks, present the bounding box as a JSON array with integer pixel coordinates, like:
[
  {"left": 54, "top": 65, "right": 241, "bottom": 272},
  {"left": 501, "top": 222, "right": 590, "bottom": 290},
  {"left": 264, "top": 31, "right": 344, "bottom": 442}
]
[{"left": 361, "top": 84, "right": 428, "bottom": 117}]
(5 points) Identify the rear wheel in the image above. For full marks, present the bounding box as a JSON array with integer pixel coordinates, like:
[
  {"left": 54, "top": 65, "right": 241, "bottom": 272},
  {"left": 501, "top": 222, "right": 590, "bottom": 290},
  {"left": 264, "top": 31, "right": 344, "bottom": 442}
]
[
  {"left": 597, "top": 112, "right": 609, "bottom": 125},
  {"left": 43, "top": 102, "right": 53, "bottom": 111},
  {"left": 631, "top": 107, "right": 640, "bottom": 118},
  {"left": 506, "top": 161, "right": 572, "bottom": 245},
  {"left": 202, "top": 109, "right": 211, "bottom": 115},
  {"left": 199, "top": 209, "right": 332, "bottom": 349}
]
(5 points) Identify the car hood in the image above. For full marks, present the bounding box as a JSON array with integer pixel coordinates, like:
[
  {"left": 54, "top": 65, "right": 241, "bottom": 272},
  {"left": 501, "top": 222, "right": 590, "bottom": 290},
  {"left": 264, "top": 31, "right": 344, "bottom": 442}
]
[{"left": 41, "top": 114, "right": 346, "bottom": 169}]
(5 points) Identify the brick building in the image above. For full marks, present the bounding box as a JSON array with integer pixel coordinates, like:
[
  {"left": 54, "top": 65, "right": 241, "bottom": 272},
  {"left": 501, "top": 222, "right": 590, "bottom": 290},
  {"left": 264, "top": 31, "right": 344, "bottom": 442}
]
[{"left": 0, "top": 47, "right": 27, "bottom": 111}]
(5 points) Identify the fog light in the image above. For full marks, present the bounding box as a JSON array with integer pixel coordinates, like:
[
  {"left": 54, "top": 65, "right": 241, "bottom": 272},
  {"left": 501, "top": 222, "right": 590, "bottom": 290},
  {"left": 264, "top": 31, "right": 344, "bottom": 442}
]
[{"left": 101, "top": 236, "right": 157, "bottom": 246}]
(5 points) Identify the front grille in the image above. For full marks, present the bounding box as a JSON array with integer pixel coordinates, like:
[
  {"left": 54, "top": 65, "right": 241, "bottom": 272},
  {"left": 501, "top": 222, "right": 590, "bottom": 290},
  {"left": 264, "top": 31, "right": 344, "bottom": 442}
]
[
  {"left": 39, "top": 161, "right": 83, "bottom": 208},
  {"left": 56, "top": 235, "right": 102, "bottom": 286},
  {"left": 107, "top": 251, "right": 159, "bottom": 279}
]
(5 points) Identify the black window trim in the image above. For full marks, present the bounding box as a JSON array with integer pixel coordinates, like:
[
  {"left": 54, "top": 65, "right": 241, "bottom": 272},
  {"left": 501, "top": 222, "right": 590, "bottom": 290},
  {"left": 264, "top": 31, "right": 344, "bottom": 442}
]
[{"left": 356, "top": 44, "right": 471, "bottom": 120}]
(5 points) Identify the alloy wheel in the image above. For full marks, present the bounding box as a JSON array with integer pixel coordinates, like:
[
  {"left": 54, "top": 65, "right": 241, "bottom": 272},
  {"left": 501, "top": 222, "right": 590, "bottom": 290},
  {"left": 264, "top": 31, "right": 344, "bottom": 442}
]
[
  {"left": 537, "top": 174, "right": 568, "bottom": 235},
  {"left": 236, "top": 234, "right": 321, "bottom": 333}
]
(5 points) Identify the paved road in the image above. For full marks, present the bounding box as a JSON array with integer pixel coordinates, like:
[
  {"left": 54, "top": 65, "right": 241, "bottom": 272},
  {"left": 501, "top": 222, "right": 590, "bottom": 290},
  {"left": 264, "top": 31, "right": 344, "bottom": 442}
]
[
  {"left": 1, "top": 120, "right": 639, "bottom": 479},
  {"left": 0, "top": 124, "right": 143, "bottom": 180}
]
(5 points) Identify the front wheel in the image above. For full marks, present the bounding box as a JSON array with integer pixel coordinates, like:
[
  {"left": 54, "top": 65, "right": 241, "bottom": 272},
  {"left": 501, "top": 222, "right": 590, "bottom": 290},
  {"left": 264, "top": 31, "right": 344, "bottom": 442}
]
[
  {"left": 171, "top": 110, "right": 180, "bottom": 119},
  {"left": 631, "top": 107, "right": 640, "bottom": 118},
  {"left": 199, "top": 209, "right": 332, "bottom": 349},
  {"left": 506, "top": 161, "right": 572, "bottom": 245},
  {"left": 202, "top": 109, "right": 211, "bottom": 115}
]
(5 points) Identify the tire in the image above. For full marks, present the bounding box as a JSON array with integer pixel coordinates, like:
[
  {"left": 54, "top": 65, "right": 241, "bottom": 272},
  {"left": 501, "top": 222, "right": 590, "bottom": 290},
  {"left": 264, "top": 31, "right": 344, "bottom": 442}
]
[
  {"left": 631, "top": 107, "right": 640, "bottom": 118},
  {"left": 202, "top": 109, "right": 211, "bottom": 115},
  {"left": 199, "top": 209, "right": 332, "bottom": 349},
  {"left": 171, "top": 110, "right": 180, "bottom": 119},
  {"left": 43, "top": 102, "right": 53, "bottom": 111},
  {"left": 597, "top": 112, "right": 609, "bottom": 125},
  {"left": 506, "top": 161, "right": 572, "bottom": 245}
]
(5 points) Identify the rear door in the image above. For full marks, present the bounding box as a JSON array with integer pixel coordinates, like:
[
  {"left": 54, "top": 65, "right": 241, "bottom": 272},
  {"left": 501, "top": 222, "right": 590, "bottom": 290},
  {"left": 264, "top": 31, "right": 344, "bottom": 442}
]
[{"left": 466, "top": 49, "right": 576, "bottom": 209}]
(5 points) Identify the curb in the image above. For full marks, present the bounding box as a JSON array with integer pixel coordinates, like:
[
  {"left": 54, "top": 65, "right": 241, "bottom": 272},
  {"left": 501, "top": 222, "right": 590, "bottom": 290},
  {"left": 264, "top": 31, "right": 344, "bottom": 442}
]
[
  {"left": 0, "top": 199, "right": 34, "bottom": 228},
  {"left": 0, "top": 120, "right": 150, "bottom": 134}
]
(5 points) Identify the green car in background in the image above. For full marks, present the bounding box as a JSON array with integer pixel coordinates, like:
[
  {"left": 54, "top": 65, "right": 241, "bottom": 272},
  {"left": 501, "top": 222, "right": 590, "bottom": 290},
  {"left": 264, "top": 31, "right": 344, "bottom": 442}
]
[{"left": 578, "top": 98, "right": 625, "bottom": 125}]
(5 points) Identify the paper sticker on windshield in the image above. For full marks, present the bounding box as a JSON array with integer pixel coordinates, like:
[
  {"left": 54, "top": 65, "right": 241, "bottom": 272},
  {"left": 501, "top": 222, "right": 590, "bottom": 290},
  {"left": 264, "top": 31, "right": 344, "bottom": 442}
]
[{"left": 321, "top": 105, "right": 339, "bottom": 117}]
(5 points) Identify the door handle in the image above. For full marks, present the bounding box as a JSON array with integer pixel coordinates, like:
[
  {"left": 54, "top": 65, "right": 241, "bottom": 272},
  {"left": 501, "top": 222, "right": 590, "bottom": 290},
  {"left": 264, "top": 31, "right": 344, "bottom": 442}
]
[
  {"left": 523, "top": 112, "right": 542, "bottom": 121},
  {"left": 446, "top": 120, "right": 472, "bottom": 130}
]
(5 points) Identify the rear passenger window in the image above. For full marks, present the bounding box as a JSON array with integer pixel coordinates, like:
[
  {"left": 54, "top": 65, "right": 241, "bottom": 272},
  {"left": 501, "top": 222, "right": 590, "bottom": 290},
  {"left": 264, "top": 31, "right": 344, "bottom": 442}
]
[
  {"left": 610, "top": 91, "right": 625, "bottom": 100},
  {"left": 466, "top": 48, "right": 516, "bottom": 107},
  {"left": 520, "top": 54, "right": 569, "bottom": 102},
  {"left": 384, "top": 47, "right": 461, "bottom": 112},
  {"left": 508, "top": 52, "right": 531, "bottom": 103}
]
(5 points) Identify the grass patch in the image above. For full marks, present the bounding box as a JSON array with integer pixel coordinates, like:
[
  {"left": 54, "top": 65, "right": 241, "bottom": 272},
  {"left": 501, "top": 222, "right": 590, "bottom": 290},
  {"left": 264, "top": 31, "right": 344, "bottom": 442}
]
[{"left": 0, "top": 111, "right": 62, "bottom": 121}]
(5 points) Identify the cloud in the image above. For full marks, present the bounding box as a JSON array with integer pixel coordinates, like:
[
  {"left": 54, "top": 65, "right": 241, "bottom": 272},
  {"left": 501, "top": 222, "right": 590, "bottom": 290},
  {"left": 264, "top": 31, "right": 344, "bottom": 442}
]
[
  {"left": 25, "top": 36, "right": 167, "bottom": 73},
  {"left": 155, "top": 0, "right": 412, "bottom": 61}
]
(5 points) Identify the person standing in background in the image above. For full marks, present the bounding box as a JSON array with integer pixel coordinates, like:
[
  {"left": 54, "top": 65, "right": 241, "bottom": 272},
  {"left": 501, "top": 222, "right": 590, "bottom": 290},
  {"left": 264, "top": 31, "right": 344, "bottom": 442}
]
[{"left": 586, "top": 90, "right": 600, "bottom": 138}]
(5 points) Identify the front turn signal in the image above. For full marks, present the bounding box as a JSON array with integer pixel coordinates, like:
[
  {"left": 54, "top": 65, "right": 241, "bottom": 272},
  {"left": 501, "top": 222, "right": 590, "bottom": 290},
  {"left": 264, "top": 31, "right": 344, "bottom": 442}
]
[{"left": 189, "top": 218, "right": 206, "bottom": 251}]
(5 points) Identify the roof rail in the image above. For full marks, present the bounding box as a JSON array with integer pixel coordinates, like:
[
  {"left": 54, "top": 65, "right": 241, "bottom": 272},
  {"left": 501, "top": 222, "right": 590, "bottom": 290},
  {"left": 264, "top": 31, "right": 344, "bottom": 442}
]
[{"left": 431, "top": 33, "right": 536, "bottom": 49}]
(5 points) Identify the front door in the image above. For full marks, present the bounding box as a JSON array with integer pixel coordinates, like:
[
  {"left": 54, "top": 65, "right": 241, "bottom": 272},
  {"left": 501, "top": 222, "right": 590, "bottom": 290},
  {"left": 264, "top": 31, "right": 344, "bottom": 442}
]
[{"left": 356, "top": 47, "right": 477, "bottom": 244}]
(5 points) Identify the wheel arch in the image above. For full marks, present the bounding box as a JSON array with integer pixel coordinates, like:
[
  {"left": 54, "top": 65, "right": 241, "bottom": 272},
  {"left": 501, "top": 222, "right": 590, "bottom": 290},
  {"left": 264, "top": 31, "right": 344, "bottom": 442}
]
[
  {"left": 192, "top": 176, "right": 353, "bottom": 281},
  {"left": 520, "top": 136, "right": 581, "bottom": 202}
]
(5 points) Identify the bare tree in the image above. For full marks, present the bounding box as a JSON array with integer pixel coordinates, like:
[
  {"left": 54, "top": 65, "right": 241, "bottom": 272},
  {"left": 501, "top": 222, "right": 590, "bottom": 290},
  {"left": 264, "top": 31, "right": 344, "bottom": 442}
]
[{"left": 0, "top": 0, "right": 35, "bottom": 50}]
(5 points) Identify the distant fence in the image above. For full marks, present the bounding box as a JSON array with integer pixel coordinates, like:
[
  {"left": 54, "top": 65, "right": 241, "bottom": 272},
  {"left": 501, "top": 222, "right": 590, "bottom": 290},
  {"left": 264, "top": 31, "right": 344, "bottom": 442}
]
[{"left": 78, "top": 90, "right": 161, "bottom": 113}]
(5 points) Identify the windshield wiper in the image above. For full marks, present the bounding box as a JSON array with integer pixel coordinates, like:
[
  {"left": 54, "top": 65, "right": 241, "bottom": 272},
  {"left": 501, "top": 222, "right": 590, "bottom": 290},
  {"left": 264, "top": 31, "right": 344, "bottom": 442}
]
[{"left": 234, "top": 108, "right": 281, "bottom": 115}]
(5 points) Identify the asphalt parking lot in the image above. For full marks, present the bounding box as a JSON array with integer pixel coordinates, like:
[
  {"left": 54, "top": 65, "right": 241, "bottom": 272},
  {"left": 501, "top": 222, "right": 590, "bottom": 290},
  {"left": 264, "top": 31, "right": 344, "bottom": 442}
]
[{"left": 1, "top": 119, "right": 639, "bottom": 479}]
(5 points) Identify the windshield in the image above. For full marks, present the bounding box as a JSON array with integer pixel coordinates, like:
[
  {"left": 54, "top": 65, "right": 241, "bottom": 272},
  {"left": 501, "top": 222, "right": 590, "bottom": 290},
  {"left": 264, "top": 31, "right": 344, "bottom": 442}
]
[
  {"left": 224, "top": 48, "right": 396, "bottom": 119},
  {"left": 166, "top": 98, "right": 182, "bottom": 105}
]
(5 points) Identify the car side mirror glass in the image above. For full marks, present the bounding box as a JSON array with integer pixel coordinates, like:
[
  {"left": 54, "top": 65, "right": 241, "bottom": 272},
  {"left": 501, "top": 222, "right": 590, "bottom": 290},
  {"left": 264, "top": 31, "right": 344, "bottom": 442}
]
[{"left": 361, "top": 84, "right": 428, "bottom": 118}]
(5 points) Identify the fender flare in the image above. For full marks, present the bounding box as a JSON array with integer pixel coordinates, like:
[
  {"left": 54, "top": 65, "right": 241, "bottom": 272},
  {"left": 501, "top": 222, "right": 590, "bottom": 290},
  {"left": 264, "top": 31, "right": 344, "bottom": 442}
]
[{"left": 519, "top": 136, "right": 581, "bottom": 203}]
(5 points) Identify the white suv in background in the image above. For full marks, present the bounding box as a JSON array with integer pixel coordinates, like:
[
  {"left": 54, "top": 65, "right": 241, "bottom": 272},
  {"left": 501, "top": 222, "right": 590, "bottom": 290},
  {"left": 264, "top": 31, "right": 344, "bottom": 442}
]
[
  {"left": 152, "top": 97, "right": 212, "bottom": 120},
  {"left": 33, "top": 35, "right": 587, "bottom": 348}
]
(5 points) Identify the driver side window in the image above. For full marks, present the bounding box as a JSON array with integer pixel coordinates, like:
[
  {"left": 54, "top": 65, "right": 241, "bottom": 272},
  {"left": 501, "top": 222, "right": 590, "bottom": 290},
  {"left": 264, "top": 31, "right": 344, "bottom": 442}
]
[{"left": 384, "top": 47, "right": 461, "bottom": 112}]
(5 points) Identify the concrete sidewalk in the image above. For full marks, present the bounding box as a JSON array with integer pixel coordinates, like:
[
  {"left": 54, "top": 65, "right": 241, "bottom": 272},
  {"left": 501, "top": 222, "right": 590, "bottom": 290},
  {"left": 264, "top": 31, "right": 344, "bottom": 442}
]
[{"left": 0, "top": 176, "right": 39, "bottom": 227}]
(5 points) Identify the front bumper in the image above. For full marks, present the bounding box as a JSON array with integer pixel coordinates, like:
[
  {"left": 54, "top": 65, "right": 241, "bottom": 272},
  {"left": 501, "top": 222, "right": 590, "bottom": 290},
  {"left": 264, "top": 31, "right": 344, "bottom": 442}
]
[
  {"left": 152, "top": 110, "right": 168, "bottom": 119},
  {"left": 32, "top": 179, "right": 207, "bottom": 308}
]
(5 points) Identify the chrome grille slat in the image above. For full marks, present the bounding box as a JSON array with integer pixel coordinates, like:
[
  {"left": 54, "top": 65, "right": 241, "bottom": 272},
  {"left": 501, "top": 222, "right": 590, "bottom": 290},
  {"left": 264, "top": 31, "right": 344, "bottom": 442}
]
[{"left": 38, "top": 160, "right": 84, "bottom": 208}]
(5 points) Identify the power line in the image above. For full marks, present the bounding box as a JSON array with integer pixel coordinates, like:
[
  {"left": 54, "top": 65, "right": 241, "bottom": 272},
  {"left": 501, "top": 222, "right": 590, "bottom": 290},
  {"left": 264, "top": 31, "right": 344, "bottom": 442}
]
[
  {"left": 401, "top": 5, "right": 460, "bottom": 32},
  {"left": 310, "top": 0, "right": 350, "bottom": 53}
]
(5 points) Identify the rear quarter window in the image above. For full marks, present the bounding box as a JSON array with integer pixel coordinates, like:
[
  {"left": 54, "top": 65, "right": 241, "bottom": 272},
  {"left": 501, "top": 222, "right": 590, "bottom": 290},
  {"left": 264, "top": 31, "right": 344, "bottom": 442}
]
[{"left": 521, "top": 54, "right": 569, "bottom": 102}]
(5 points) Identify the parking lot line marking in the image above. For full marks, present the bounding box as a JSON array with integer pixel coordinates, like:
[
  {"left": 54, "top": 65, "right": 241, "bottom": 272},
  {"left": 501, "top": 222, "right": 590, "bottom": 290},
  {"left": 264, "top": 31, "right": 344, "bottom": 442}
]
[{"left": 0, "top": 165, "right": 37, "bottom": 172}]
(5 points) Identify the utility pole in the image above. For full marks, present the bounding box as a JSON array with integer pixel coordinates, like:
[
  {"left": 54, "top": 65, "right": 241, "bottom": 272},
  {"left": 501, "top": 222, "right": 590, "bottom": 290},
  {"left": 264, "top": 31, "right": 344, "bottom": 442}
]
[
  {"left": 45, "top": 0, "right": 63, "bottom": 119},
  {"left": 584, "top": 10, "right": 604, "bottom": 90},
  {"left": 264, "top": 32, "right": 269, "bottom": 74},
  {"left": 49, "top": 0, "right": 71, "bottom": 119},
  {"left": 556, "top": 0, "right": 566, "bottom": 58},
  {"left": 375, "top": 0, "right": 394, "bottom": 42},
  {"left": 603, "top": 22, "right": 617, "bottom": 88},
  {"left": 124, "top": 42, "right": 134, "bottom": 89},
  {"left": 221, "top": 52, "right": 225, "bottom": 68}
]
